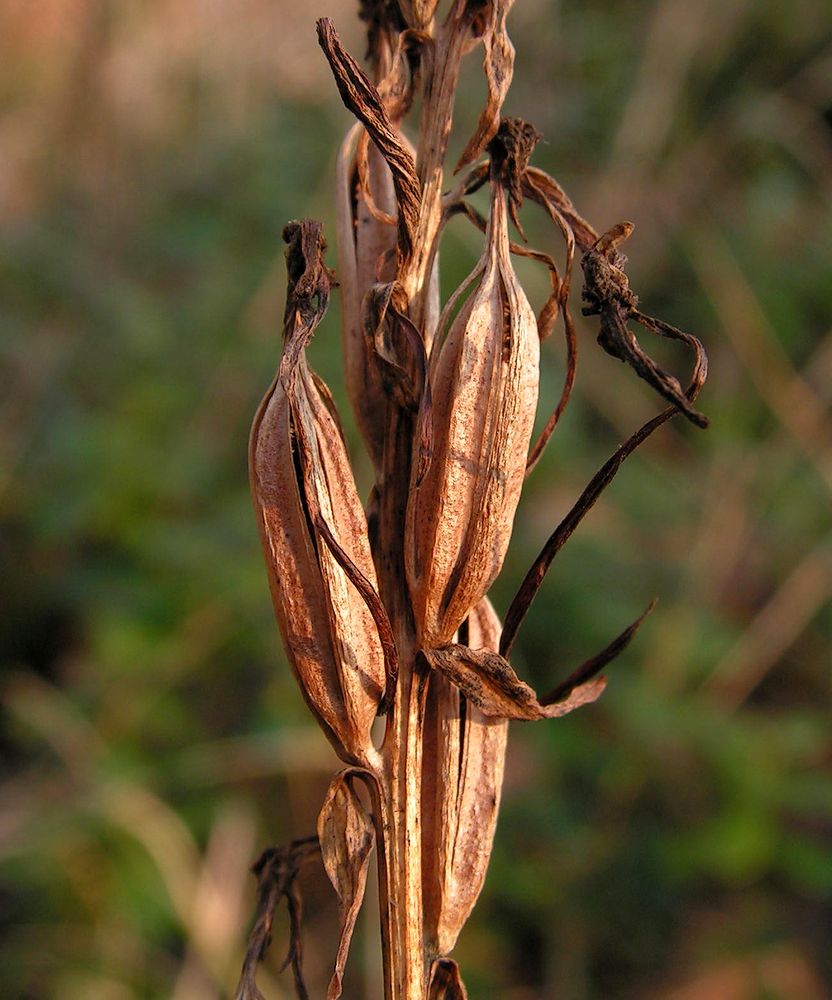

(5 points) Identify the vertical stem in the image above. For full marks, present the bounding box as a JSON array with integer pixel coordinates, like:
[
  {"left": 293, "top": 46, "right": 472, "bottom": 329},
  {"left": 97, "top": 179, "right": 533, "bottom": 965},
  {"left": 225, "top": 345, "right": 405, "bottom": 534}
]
[
  {"left": 373, "top": 405, "right": 426, "bottom": 1000},
  {"left": 371, "top": 13, "right": 477, "bottom": 996},
  {"left": 380, "top": 653, "right": 427, "bottom": 1000}
]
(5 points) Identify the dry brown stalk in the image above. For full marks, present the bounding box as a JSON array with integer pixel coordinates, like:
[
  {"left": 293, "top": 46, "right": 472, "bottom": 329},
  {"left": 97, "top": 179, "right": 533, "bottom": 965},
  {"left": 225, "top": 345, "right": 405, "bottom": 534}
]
[{"left": 237, "top": 5, "right": 708, "bottom": 999}]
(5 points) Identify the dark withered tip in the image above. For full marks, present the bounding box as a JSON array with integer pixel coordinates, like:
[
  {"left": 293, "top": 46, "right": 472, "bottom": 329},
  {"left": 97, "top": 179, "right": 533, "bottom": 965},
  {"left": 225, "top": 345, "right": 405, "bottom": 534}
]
[
  {"left": 488, "top": 118, "right": 542, "bottom": 182},
  {"left": 488, "top": 118, "right": 542, "bottom": 237},
  {"left": 282, "top": 219, "right": 332, "bottom": 303}
]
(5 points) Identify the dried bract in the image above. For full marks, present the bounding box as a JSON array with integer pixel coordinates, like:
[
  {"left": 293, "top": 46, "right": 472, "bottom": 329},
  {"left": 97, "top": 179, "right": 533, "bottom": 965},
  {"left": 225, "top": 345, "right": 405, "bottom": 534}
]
[
  {"left": 422, "top": 598, "right": 508, "bottom": 957},
  {"left": 318, "top": 770, "right": 376, "bottom": 1000}
]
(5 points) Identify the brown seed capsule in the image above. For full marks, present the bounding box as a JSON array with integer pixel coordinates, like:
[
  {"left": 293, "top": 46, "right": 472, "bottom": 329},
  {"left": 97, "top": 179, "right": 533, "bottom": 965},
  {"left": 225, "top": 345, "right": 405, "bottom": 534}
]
[
  {"left": 406, "top": 172, "right": 539, "bottom": 648},
  {"left": 422, "top": 597, "right": 508, "bottom": 958},
  {"left": 337, "top": 124, "right": 439, "bottom": 472},
  {"left": 336, "top": 124, "right": 398, "bottom": 472},
  {"left": 249, "top": 221, "right": 387, "bottom": 766}
]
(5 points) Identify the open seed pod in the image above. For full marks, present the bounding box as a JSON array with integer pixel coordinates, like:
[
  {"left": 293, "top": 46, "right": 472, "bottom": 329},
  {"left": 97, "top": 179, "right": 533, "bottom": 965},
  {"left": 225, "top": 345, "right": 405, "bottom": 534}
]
[
  {"left": 406, "top": 152, "right": 539, "bottom": 648},
  {"left": 249, "top": 220, "right": 393, "bottom": 766}
]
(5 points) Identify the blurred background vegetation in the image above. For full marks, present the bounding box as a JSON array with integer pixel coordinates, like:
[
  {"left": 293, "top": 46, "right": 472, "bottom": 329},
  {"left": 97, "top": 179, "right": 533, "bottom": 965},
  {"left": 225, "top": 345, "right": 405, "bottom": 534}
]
[{"left": 1, "top": 1, "right": 831, "bottom": 998}]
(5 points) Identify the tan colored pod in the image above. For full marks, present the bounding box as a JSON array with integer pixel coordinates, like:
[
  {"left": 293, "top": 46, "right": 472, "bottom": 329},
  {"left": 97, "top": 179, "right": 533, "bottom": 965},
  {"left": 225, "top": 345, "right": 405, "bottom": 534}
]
[
  {"left": 336, "top": 123, "right": 397, "bottom": 472},
  {"left": 336, "top": 121, "right": 440, "bottom": 476},
  {"left": 406, "top": 177, "right": 539, "bottom": 647},
  {"left": 250, "top": 222, "right": 386, "bottom": 765},
  {"left": 422, "top": 597, "right": 508, "bottom": 957}
]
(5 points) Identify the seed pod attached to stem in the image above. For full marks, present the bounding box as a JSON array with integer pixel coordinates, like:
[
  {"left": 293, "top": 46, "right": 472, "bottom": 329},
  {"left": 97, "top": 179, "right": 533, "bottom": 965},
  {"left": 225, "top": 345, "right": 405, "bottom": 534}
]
[
  {"left": 421, "top": 597, "right": 508, "bottom": 958},
  {"left": 406, "top": 121, "right": 541, "bottom": 648},
  {"left": 249, "top": 220, "right": 395, "bottom": 766}
]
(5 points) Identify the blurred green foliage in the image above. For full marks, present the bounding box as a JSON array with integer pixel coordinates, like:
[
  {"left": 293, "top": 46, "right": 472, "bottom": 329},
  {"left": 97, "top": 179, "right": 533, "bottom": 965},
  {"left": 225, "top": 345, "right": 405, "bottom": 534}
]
[{"left": 1, "top": 1, "right": 831, "bottom": 998}]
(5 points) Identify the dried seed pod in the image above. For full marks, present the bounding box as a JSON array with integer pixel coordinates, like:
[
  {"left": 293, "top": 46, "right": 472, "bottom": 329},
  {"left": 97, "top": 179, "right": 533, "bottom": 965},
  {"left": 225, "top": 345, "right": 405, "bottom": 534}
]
[
  {"left": 406, "top": 163, "right": 539, "bottom": 647},
  {"left": 336, "top": 124, "right": 398, "bottom": 472},
  {"left": 337, "top": 123, "right": 440, "bottom": 472},
  {"left": 422, "top": 597, "right": 508, "bottom": 958},
  {"left": 249, "top": 221, "right": 389, "bottom": 766}
]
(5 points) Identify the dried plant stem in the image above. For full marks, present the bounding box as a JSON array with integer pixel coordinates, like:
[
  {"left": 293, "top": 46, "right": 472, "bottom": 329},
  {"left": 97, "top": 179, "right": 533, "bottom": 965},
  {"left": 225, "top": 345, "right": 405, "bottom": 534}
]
[
  {"left": 374, "top": 389, "right": 427, "bottom": 999},
  {"left": 377, "top": 656, "right": 427, "bottom": 1000},
  {"left": 240, "top": 7, "right": 709, "bottom": 999}
]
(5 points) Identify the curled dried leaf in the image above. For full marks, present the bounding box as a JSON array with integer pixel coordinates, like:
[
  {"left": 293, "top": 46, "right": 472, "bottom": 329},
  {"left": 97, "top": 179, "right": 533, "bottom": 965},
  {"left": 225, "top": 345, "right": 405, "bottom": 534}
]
[
  {"left": 318, "top": 18, "right": 421, "bottom": 267},
  {"left": 249, "top": 221, "right": 387, "bottom": 764},
  {"left": 456, "top": 2, "right": 517, "bottom": 172},
  {"left": 582, "top": 223, "right": 709, "bottom": 427},
  {"left": 421, "top": 643, "right": 607, "bottom": 721},
  {"left": 234, "top": 836, "right": 320, "bottom": 1000},
  {"left": 318, "top": 769, "right": 376, "bottom": 1000}
]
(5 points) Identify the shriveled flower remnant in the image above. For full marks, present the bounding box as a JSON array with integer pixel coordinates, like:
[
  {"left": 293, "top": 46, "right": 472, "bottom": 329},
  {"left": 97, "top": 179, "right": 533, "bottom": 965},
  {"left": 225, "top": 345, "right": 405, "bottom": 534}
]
[{"left": 239, "top": 3, "right": 707, "bottom": 999}]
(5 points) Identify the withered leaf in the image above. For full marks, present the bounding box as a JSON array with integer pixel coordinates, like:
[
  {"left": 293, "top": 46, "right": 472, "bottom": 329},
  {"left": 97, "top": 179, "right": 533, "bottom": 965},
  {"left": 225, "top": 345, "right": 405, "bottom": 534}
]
[
  {"left": 456, "top": 2, "right": 516, "bottom": 172},
  {"left": 318, "top": 18, "right": 421, "bottom": 266},
  {"left": 421, "top": 644, "right": 606, "bottom": 720},
  {"left": 234, "top": 836, "right": 320, "bottom": 1000},
  {"left": 501, "top": 327, "right": 707, "bottom": 660},
  {"left": 317, "top": 769, "right": 376, "bottom": 1000},
  {"left": 582, "top": 222, "right": 709, "bottom": 428},
  {"left": 428, "top": 957, "right": 469, "bottom": 1000}
]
